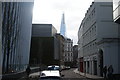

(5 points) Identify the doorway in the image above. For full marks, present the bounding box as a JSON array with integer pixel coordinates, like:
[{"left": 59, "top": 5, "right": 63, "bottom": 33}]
[
  {"left": 94, "top": 60, "right": 97, "bottom": 75},
  {"left": 99, "top": 49, "right": 103, "bottom": 76}
]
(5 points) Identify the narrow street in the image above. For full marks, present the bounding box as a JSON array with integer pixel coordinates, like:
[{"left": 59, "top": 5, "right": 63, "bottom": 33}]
[
  {"left": 61, "top": 68, "right": 91, "bottom": 80},
  {"left": 61, "top": 68, "right": 85, "bottom": 78},
  {"left": 18, "top": 68, "right": 93, "bottom": 80}
]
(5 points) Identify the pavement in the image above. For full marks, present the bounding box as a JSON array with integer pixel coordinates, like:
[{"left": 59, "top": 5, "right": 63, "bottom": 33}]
[
  {"left": 18, "top": 72, "right": 40, "bottom": 80},
  {"left": 1, "top": 67, "right": 40, "bottom": 80},
  {"left": 29, "top": 72, "right": 40, "bottom": 78},
  {"left": 74, "top": 68, "right": 104, "bottom": 79}
]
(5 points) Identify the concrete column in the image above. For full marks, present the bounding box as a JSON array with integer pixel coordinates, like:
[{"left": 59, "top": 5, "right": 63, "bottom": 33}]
[
  {"left": 83, "top": 61, "right": 86, "bottom": 73},
  {"left": 97, "top": 55, "right": 100, "bottom": 76},
  {"left": 90, "top": 61, "right": 92, "bottom": 74},
  {"left": 91, "top": 60, "right": 94, "bottom": 75}
]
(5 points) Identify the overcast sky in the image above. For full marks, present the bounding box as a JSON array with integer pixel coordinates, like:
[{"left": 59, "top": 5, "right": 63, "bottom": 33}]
[{"left": 32, "top": 0, "right": 94, "bottom": 45}]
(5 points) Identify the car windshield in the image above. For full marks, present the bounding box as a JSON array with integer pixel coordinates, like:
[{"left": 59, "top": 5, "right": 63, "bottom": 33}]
[
  {"left": 47, "top": 66, "right": 59, "bottom": 70},
  {"left": 54, "top": 67, "right": 59, "bottom": 70}
]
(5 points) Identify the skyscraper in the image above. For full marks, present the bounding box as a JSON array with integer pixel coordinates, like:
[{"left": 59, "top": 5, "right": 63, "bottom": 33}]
[
  {"left": 60, "top": 13, "right": 66, "bottom": 37},
  {"left": 0, "top": 2, "right": 34, "bottom": 79}
]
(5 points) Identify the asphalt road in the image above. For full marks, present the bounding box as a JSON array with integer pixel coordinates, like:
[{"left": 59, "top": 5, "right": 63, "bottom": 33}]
[
  {"left": 61, "top": 68, "right": 91, "bottom": 80},
  {"left": 18, "top": 68, "right": 95, "bottom": 80}
]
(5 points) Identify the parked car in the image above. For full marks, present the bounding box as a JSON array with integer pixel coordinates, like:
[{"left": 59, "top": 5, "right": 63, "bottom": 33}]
[{"left": 65, "top": 66, "right": 71, "bottom": 70}]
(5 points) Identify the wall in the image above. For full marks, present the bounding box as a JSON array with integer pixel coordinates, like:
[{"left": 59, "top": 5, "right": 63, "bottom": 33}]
[
  {"left": 18, "top": 2, "right": 33, "bottom": 69},
  {"left": 0, "top": 2, "right": 2, "bottom": 80},
  {"left": 52, "top": 25, "right": 57, "bottom": 36},
  {"left": 54, "top": 37, "right": 60, "bottom": 60},
  {"left": 32, "top": 24, "right": 57, "bottom": 37},
  {"left": 78, "top": 2, "right": 120, "bottom": 76},
  {"left": 98, "top": 42, "right": 119, "bottom": 74},
  {"left": 78, "top": 24, "right": 84, "bottom": 58},
  {"left": 118, "top": 42, "right": 120, "bottom": 73},
  {"left": 32, "top": 24, "right": 51, "bottom": 37},
  {"left": 96, "top": 2, "right": 118, "bottom": 41},
  {"left": 30, "top": 37, "right": 59, "bottom": 66},
  {"left": 31, "top": 24, "right": 58, "bottom": 66},
  {"left": 1, "top": 2, "right": 33, "bottom": 73}
]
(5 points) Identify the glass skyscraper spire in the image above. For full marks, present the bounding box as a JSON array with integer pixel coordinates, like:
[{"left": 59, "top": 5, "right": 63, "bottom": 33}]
[{"left": 60, "top": 13, "right": 66, "bottom": 37}]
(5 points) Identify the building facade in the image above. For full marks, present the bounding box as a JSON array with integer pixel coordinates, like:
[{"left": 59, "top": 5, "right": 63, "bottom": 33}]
[
  {"left": 113, "top": 0, "right": 120, "bottom": 75},
  {"left": 73, "top": 45, "right": 78, "bottom": 67},
  {"left": 55, "top": 33, "right": 65, "bottom": 68},
  {"left": 32, "top": 24, "right": 57, "bottom": 37},
  {"left": 64, "top": 38, "right": 73, "bottom": 66},
  {"left": 30, "top": 24, "right": 59, "bottom": 67},
  {"left": 0, "top": 2, "right": 2, "bottom": 80},
  {"left": 78, "top": 21, "right": 84, "bottom": 72},
  {"left": 0, "top": 2, "right": 33, "bottom": 77},
  {"left": 78, "top": 2, "right": 119, "bottom": 76}
]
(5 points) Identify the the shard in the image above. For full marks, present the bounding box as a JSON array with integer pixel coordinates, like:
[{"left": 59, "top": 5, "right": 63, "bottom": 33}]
[{"left": 60, "top": 13, "right": 66, "bottom": 37}]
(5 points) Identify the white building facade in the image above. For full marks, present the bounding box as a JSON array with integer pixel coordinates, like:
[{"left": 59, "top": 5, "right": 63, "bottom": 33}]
[
  {"left": 78, "top": 2, "right": 119, "bottom": 76},
  {"left": 64, "top": 38, "right": 73, "bottom": 66},
  {"left": 113, "top": 0, "right": 120, "bottom": 74}
]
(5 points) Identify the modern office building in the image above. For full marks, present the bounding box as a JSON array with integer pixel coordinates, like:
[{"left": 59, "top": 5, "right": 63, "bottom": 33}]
[
  {"left": 78, "top": 2, "right": 119, "bottom": 76},
  {"left": 30, "top": 24, "right": 59, "bottom": 67},
  {"left": 0, "top": 2, "right": 34, "bottom": 79},
  {"left": 32, "top": 24, "right": 57, "bottom": 37},
  {"left": 60, "top": 13, "right": 66, "bottom": 37},
  {"left": 64, "top": 38, "right": 73, "bottom": 66}
]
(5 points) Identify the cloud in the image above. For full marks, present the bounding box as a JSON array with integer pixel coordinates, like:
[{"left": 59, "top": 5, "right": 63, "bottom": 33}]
[
  {"left": 33, "top": 0, "right": 94, "bottom": 45},
  {"left": 67, "top": 30, "right": 78, "bottom": 45}
]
